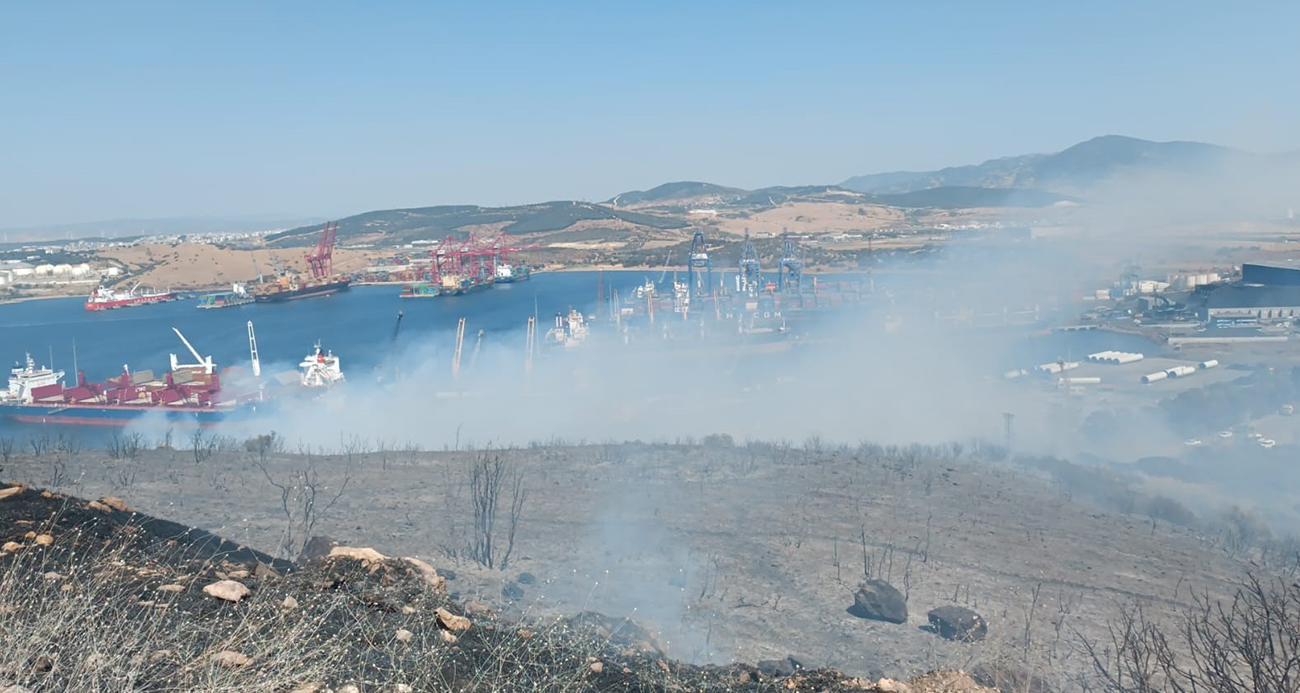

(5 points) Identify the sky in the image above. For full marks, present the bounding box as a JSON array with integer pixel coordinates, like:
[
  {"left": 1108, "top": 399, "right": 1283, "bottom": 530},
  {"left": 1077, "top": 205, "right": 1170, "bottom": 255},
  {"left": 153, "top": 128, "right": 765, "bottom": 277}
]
[{"left": 1, "top": 1, "right": 1297, "bottom": 227}]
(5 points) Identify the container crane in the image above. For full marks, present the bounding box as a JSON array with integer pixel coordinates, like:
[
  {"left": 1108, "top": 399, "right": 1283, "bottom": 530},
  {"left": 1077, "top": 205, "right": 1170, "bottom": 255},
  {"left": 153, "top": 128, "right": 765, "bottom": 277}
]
[
  {"left": 305, "top": 221, "right": 338, "bottom": 279},
  {"left": 738, "top": 230, "right": 762, "bottom": 296},
  {"left": 687, "top": 229, "right": 713, "bottom": 301}
]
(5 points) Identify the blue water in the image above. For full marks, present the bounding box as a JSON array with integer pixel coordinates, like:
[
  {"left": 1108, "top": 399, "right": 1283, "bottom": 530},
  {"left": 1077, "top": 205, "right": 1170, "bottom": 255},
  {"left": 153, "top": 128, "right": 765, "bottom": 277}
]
[{"left": 0, "top": 272, "right": 618, "bottom": 385}]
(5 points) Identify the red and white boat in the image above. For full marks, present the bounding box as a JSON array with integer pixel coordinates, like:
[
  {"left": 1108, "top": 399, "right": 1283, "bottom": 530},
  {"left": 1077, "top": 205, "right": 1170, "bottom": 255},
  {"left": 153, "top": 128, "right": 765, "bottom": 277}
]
[{"left": 85, "top": 283, "right": 176, "bottom": 311}]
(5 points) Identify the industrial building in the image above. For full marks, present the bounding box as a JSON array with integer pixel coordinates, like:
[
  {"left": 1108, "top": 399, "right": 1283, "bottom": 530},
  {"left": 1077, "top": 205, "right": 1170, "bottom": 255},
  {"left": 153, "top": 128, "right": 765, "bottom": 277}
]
[
  {"left": 1201, "top": 284, "right": 1300, "bottom": 322},
  {"left": 1242, "top": 262, "right": 1300, "bottom": 287}
]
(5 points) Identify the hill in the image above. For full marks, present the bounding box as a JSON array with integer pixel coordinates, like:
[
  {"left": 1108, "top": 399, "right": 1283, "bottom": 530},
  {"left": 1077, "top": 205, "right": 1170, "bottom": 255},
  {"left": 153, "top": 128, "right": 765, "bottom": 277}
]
[
  {"left": 266, "top": 201, "right": 688, "bottom": 248},
  {"left": 841, "top": 135, "right": 1248, "bottom": 194}
]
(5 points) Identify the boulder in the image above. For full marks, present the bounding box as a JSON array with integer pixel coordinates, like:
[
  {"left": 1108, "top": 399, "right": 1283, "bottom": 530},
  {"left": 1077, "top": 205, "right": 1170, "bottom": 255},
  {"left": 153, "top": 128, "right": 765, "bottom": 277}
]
[
  {"left": 436, "top": 607, "right": 472, "bottom": 631},
  {"left": 99, "top": 496, "right": 132, "bottom": 513},
  {"left": 0, "top": 484, "right": 24, "bottom": 501},
  {"left": 401, "top": 557, "right": 446, "bottom": 593},
  {"left": 395, "top": 628, "right": 414, "bottom": 643},
  {"left": 850, "top": 579, "right": 908, "bottom": 624},
  {"left": 328, "top": 545, "right": 387, "bottom": 565},
  {"left": 927, "top": 606, "right": 988, "bottom": 642},
  {"left": 202, "top": 579, "right": 251, "bottom": 603},
  {"left": 757, "top": 654, "right": 818, "bottom": 677},
  {"left": 33, "top": 534, "right": 53, "bottom": 547}
]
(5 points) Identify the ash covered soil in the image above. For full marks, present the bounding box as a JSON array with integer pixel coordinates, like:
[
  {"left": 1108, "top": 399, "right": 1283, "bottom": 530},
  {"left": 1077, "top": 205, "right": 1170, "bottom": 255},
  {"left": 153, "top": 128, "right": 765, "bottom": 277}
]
[{"left": 1, "top": 439, "right": 1255, "bottom": 687}]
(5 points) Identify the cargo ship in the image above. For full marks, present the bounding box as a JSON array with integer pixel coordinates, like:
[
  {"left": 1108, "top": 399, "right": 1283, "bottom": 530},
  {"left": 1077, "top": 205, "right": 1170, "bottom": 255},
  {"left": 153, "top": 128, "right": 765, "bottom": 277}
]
[
  {"left": 0, "top": 331, "right": 263, "bottom": 426},
  {"left": 439, "top": 273, "right": 493, "bottom": 296},
  {"left": 253, "top": 221, "right": 351, "bottom": 302},
  {"left": 85, "top": 283, "right": 177, "bottom": 311},
  {"left": 197, "top": 283, "right": 254, "bottom": 309},
  {"left": 399, "top": 283, "right": 440, "bottom": 298}
]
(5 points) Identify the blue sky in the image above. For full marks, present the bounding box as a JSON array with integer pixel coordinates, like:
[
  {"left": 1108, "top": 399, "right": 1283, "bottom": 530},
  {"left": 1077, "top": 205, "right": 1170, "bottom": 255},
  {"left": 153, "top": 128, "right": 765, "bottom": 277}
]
[{"left": 1, "top": 2, "right": 1296, "bottom": 226}]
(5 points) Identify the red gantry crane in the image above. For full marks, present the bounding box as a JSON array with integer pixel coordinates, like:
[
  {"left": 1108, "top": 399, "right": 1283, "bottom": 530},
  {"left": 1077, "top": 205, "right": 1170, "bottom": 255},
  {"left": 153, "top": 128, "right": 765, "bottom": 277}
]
[{"left": 305, "top": 222, "right": 338, "bottom": 279}]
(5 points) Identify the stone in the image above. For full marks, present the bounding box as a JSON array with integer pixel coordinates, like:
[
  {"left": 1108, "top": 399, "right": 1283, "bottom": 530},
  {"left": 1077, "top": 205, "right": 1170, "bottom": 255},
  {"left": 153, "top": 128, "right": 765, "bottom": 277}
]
[
  {"left": 465, "top": 600, "right": 493, "bottom": 617},
  {"left": 202, "top": 579, "right": 251, "bottom": 603},
  {"left": 42, "top": 572, "right": 64, "bottom": 581},
  {"left": 590, "top": 661, "right": 604, "bottom": 673},
  {"left": 517, "top": 571, "right": 536, "bottom": 585},
  {"left": 99, "top": 496, "right": 132, "bottom": 512},
  {"left": 401, "top": 556, "right": 446, "bottom": 592},
  {"left": 1, "top": 685, "right": 35, "bottom": 693},
  {"left": 337, "top": 685, "right": 361, "bottom": 693},
  {"left": 87, "top": 500, "right": 112, "bottom": 513},
  {"left": 23, "top": 531, "right": 35, "bottom": 539},
  {"left": 148, "top": 650, "right": 173, "bottom": 664},
  {"left": 850, "top": 579, "right": 908, "bottom": 624},
  {"left": 281, "top": 596, "right": 299, "bottom": 609},
  {"left": 328, "top": 545, "right": 387, "bottom": 565},
  {"left": 927, "top": 606, "right": 988, "bottom": 642},
  {"left": 877, "top": 678, "right": 910, "bottom": 693},
  {"left": 226, "top": 569, "right": 249, "bottom": 579},
  {"left": 211, "top": 650, "right": 251, "bottom": 668},
  {"left": 394, "top": 685, "right": 413, "bottom": 693},
  {"left": 33, "top": 534, "right": 53, "bottom": 547},
  {"left": 395, "top": 628, "right": 414, "bottom": 643},
  {"left": 158, "top": 584, "right": 184, "bottom": 593},
  {"left": 286, "top": 683, "right": 326, "bottom": 693},
  {"left": 439, "top": 629, "right": 459, "bottom": 644},
  {"left": 253, "top": 562, "right": 280, "bottom": 579},
  {"left": 0, "top": 484, "right": 24, "bottom": 501},
  {"left": 1, "top": 542, "right": 21, "bottom": 553},
  {"left": 437, "top": 607, "right": 471, "bottom": 631}
]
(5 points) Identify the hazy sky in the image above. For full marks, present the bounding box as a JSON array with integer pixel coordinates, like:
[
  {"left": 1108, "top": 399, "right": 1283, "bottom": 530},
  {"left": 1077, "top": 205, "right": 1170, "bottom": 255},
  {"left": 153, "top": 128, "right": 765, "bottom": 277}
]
[{"left": 2, "top": 2, "right": 1296, "bottom": 227}]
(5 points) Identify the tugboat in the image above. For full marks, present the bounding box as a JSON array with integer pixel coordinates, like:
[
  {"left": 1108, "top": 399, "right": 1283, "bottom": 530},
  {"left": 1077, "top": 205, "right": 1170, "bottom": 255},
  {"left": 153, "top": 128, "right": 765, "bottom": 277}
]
[{"left": 299, "top": 343, "right": 345, "bottom": 388}]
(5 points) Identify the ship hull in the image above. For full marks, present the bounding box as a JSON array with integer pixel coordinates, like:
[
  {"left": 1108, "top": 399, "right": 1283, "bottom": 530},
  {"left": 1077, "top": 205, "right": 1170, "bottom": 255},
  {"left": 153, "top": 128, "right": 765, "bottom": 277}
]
[
  {"left": 0, "top": 402, "right": 263, "bottom": 427},
  {"left": 85, "top": 294, "right": 176, "bottom": 311},
  {"left": 254, "top": 280, "right": 351, "bottom": 303}
]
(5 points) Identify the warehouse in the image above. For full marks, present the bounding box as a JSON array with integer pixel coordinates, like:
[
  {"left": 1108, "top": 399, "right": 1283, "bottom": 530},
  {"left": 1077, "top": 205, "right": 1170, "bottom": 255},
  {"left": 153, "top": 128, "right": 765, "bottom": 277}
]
[
  {"left": 1242, "top": 262, "right": 1300, "bottom": 287},
  {"left": 1201, "top": 284, "right": 1300, "bottom": 321}
]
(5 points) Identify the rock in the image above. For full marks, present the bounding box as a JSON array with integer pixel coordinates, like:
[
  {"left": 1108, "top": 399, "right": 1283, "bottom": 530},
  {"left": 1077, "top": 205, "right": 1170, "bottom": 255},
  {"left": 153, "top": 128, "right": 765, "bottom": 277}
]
[
  {"left": 1, "top": 542, "right": 21, "bottom": 553},
  {"left": 23, "top": 531, "right": 35, "bottom": 539},
  {"left": 33, "top": 655, "right": 53, "bottom": 672},
  {"left": 502, "top": 582, "right": 524, "bottom": 601},
  {"left": 757, "top": 658, "right": 796, "bottom": 677},
  {"left": 286, "top": 683, "right": 326, "bottom": 693},
  {"left": 202, "top": 579, "right": 251, "bottom": 603},
  {"left": 253, "top": 562, "right": 280, "bottom": 579},
  {"left": 99, "top": 496, "right": 132, "bottom": 513},
  {"left": 927, "top": 606, "right": 988, "bottom": 642},
  {"left": 907, "top": 670, "right": 996, "bottom": 693},
  {"left": 33, "top": 534, "right": 53, "bottom": 547},
  {"left": 1, "top": 685, "right": 35, "bottom": 693},
  {"left": 226, "top": 569, "right": 249, "bottom": 579},
  {"left": 400, "top": 605, "right": 416, "bottom": 614},
  {"left": 328, "top": 545, "right": 387, "bottom": 565},
  {"left": 590, "top": 661, "right": 604, "bottom": 673},
  {"left": 395, "top": 628, "right": 414, "bottom": 643},
  {"left": 42, "top": 572, "right": 63, "bottom": 581},
  {"left": 401, "top": 557, "right": 446, "bottom": 592},
  {"left": 281, "top": 596, "right": 299, "bottom": 609},
  {"left": 465, "top": 600, "right": 493, "bottom": 617},
  {"left": 850, "top": 579, "right": 908, "bottom": 624},
  {"left": 296, "top": 535, "right": 338, "bottom": 565},
  {"left": 436, "top": 607, "right": 472, "bottom": 631},
  {"left": 158, "top": 584, "right": 184, "bottom": 593},
  {"left": 395, "top": 685, "right": 413, "bottom": 693},
  {"left": 87, "top": 500, "right": 112, "bottom": 513},
  {"left": 518, "top": 628, "right": 535, "bottom": 640},
  {"left": 757, "top": 654, "right": 817, "bottom": 678},
  {"left": 337, "top": 685, "right": 361, "bottom": 693},
  {"left": 517, "top": 571, "right": 536, "bottom": 585},
  {"left": 439, "top": 630, "right": 459, "bottom": 644},
  {"left": 877, "top": 678, "right": 910, "bottom": 693},
  {"left": 211, "top": 650, "right": 251, "bottom": 668},
  {"left": 0, "top": 484, "right": 25, "bottom": 501}
]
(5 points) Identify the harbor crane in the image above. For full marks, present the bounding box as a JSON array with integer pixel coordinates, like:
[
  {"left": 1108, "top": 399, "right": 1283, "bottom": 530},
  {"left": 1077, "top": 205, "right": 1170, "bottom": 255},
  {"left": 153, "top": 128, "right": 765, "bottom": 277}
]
[
  {"left": 738, "top": 230, "right": 762, "bottom": 296},
  {"left": 777, "top": 231, "right": 803, "bottom": 292},
  {"left": 686, "top": 229, "right": 713, "bottom": 301},
  {"left": 305, "top": 221, "right": 338, "bottom": 279}
]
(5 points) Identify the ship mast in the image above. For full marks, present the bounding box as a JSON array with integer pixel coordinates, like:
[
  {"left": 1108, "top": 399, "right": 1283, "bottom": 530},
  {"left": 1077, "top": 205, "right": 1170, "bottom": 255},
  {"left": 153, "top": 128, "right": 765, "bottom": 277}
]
[{"left": 247, "top": 321, "right": 261, "bottom": 378}]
